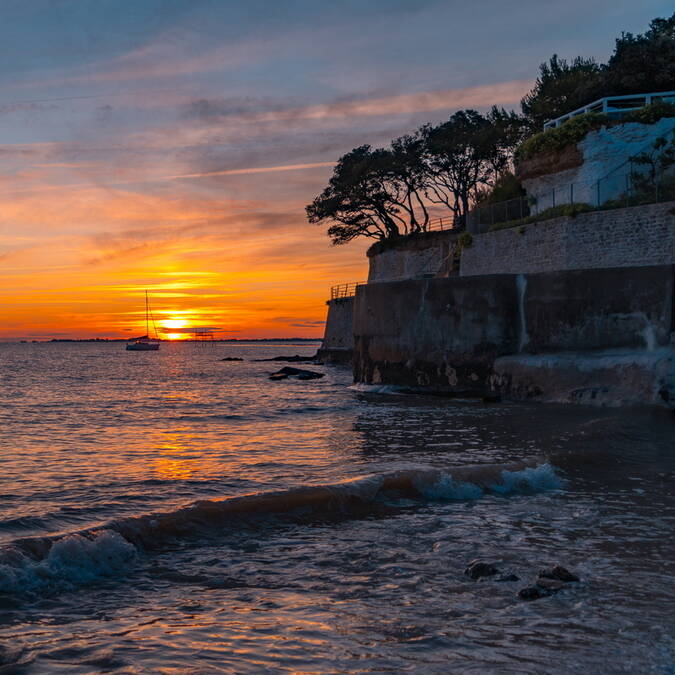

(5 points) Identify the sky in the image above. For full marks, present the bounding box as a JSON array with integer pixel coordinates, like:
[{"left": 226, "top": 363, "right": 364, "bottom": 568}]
[{"left": 0, "top": 0, "right": 671, "bottom": 339}]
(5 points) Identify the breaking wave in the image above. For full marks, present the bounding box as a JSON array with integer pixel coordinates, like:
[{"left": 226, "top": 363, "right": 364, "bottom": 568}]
[{"left": 0, "top": 460, "right": 560, "bottom": 595}]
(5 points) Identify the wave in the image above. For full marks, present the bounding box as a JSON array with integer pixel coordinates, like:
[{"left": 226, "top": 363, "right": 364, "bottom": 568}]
[
  {"left": 349, "top": 383, "right": 405, "bottom": 395},
  {"left": 0, "top": 460, "right": 560, "bottom": 595}
]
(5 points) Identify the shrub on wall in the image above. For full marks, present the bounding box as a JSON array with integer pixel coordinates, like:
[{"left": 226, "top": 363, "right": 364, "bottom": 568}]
[
  {"left": 515, "top": 113, "right": 610, "bottom": 162},
  {"left": 474, "top": 172, "right": 525, "bottom": 206},
  {"left": 621, "top": 102, "right": 675, "bottom": 125},
  {"left": 516, "top": 104, "right": 675, "bottom": 164},
  {"left": 457, "top": 232, "right": 473, "bottom": 249}
]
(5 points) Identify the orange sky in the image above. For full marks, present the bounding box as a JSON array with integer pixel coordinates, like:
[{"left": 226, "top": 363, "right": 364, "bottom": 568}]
[
  {"left": 0, "top": 167, "right": 370, "bottom": 339},
  {"left": 2, "top": 0, "right": 651, "bottom": 339}
]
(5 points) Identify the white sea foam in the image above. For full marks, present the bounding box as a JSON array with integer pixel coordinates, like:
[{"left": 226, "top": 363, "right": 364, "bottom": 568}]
[
  {"left": 416, "top": 462, "right": 560, "bottom": 501},
  {"left": 488, "top": 462, "right": 561, "bottom": 495},
  {"left": 348, "top": 383, "right": 404, "bottom": 394},
  {"left": 0, "top": 530, "right": 137, "bottom": 594},
  {"left": 416, "top": 474, "right": 485, "bottom": 500}
]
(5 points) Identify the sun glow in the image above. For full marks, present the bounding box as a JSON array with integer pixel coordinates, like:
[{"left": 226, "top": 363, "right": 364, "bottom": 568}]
[{"left": 163, "top": 318, "right": 189, "bottom": 329}]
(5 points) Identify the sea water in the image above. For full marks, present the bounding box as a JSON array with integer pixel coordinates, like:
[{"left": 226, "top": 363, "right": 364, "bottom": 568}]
[{"left": 0, "top": 341, "right": 673, "bottom": 673}]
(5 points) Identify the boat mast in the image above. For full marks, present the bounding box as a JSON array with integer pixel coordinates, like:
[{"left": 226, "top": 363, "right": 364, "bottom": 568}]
[{"left": 145, "top": 290, "right": 149, "bottom": 337}]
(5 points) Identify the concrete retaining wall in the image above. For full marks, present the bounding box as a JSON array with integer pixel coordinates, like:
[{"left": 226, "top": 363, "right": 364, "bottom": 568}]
[
  {"left": 353, "top": 264, "right": 675, "bottom": 406},
  {"left": 460, "top": 202, "right": 675, "bottom": 277},
  {"left": 318, "top": 297, "right": 354, "bottom": 363}
]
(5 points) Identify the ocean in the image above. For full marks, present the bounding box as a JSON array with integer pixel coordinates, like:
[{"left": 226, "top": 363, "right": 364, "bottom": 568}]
[{"left": 0, "top": 341, "right": 673, "bottom": 673}]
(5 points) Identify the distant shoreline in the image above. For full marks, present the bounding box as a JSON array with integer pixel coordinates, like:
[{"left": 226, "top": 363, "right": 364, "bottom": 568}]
[{"left": 2, "top": 337, "right": 322, "bottom": 344}]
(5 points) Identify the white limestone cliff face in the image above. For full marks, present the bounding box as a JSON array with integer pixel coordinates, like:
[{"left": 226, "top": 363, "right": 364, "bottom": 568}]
[{"left": 522, "top": 117, "right": 675, "bottom": 211}]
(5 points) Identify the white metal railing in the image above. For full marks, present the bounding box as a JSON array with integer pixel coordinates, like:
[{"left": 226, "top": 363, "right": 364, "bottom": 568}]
[{"left": 543, "top": 91, "right": 675, "bottom": 130}]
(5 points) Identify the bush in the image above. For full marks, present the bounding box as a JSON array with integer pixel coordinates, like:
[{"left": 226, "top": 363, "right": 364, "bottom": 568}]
[
  {"left": 474, "top": 172, "right": 525, "bottom": 206},
  {"left": 516, "top": 104, "right": 675, "bottom": 163},
  {"left": 457, "top": 232, "right": 473, "bottom": 249},
  {"left": 515, "top": 113, "right": 610, "bottom": 162},
  {"left": 621, "top": 102, "right": 675, "bottom": 125}
]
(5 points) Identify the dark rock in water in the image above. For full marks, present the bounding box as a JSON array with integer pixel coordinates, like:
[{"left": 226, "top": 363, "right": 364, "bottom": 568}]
[
  {"left": 496, "top": 573, "right": 520, "bottom": 582},
  {"left": 535, "top": 577, "right": 565, "bottom": 592},
  {"left": 482, "top": 393, "right": 501, "bottom": 403},
  {"left": 539, "top": 564, "right": 580, "bottom": 583},
  {"left": 297, "top": 372, "right": 322, "bottom": 380},
  {"left": 269, "top": 366, "right": 324, "bottom": 381},
  {"left": 518, "top": 586, "right": 548, "bottom": 601},
  {"left": 220, "top": 357, "right": 244, "bottom": 361},
  {"left": 255, "top": 354, "right": 317, "bottom": 362},
  {"left": 464, "top": 560, "right": 499, "bottom": 580}
]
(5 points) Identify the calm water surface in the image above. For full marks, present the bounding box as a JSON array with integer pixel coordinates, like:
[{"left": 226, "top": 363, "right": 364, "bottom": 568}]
[{"left": 0, "top": 341, "right": 673, "bottom": 673}]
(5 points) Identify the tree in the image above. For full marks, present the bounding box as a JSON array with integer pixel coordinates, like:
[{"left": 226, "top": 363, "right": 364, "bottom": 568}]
[
  {"left": 605, "top": 13, "right": 675, "bottom": 96},
  {"left": 482, "top": 106, "right": 528, "bottom": 176},
  {"left": 629, "top": 135, "right": 675, "bottom": 199},
  {"left": 521, "top": 55, "right": 604, "bottom": 131},
  {"left": 306, "top": 139, "right": 429, "bottom": 245},
  {"left": 388, "top": 132, "right": 430, "bottom": 232},
  {"left": 422, "top": 109, "right": 517, "bottom": 226}
]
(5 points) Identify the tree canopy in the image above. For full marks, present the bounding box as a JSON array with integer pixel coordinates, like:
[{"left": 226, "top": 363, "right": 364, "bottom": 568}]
[
  {"left": 307, "top": 108, "right": 522, "bottom": 244},
  {"left": 521, "top": 12, "right": 675, "bottom": 129},
  {"left": 521, "top": 56, "right": 604, "bottom": 131},
  {"left": 306, "top": 142, "right": 430, "bottom": 245},
  {"left": 605, "top": 14, "right": 675, "bottom": 96}
]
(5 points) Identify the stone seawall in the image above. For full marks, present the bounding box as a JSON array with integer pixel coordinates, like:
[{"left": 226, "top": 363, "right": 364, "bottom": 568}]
[
  {"left": 317, "top": 297, "right": 354, "bottom": 364},
  {"left": 460, "top": 202, "right": 675, "bottom": 277},
  {"left": 353, "top": 265, "right": 675, "bottom": 407},
  {"left": 368, "top": 230, "right": 457, "bottom": 282}
]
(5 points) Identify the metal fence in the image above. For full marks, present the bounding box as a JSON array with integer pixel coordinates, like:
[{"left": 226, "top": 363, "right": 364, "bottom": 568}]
[
  {"left": 330, "top": 282, "right": 364, "bottom": 299},
  {"left": 426, "top": 215, "right": 456, "bottom": 232},
  {"left": 543, "top": 91, "right": 675, "bottom": 130}
]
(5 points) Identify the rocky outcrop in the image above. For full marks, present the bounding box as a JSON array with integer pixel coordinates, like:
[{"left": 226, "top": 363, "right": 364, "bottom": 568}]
[
  {"left": 464, "top": 560, "right": 499, "bottom": 580},
  {"left": 269, "top": 367, "right": 325, "bottom": 381}
]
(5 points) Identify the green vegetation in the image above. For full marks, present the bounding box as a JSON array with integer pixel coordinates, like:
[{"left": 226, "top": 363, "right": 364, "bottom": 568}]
[
  {"left": 516, "top": 113, "right": 610, "bottom": 161},
  {"left": 521, "top": 56, "right": 604, "bottom": 132},
  {"left": 516, "top": 103, "right": 675, "bottom": 162},
  {"left": 474, "top": 172, "right": 524, "bottom": 206},
  {"left": 457, "top": 232, "right": 473, "bottom": 249},
  {"left": 621, "top": 102, "right": 675, "bottom": 125}
]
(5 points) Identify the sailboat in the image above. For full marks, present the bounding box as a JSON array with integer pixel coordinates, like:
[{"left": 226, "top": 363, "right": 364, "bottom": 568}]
[{"left": 126, "top": 290, "right": 161, "bottom": 351}]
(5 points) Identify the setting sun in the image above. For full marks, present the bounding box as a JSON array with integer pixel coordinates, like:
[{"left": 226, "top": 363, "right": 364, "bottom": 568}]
[{"left": 163, "top": 318, "right": 190, "bottom": 329}]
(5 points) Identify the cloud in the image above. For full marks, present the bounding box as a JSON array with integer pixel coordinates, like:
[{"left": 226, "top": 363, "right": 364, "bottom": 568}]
[
  {"left": 172, "top": 161, "right": 335, "bottom": 180},
  {"left": 180, "top": 80, "right": 531, "bottom": 130}
]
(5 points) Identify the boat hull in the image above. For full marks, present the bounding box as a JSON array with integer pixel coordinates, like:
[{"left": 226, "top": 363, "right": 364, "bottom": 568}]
[{"left": 126, "top": 342, "right": 160, "bottom": 351}]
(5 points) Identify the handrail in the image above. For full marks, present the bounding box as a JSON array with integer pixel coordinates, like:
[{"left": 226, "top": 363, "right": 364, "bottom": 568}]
[
  {"left": 426, "top": 215, "right": 455, "bottom": 231},
  {"left": 543, "top": 91, "right": 675, "bottom": 130},
  {"left": 330, "top": 282, "right": 364, "bottom": 300}
]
